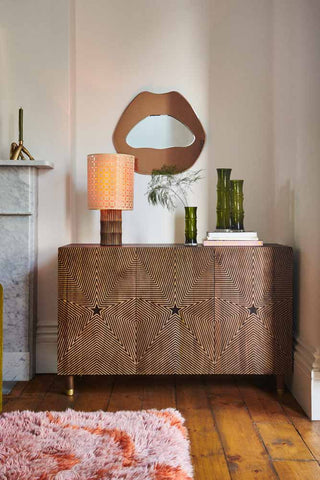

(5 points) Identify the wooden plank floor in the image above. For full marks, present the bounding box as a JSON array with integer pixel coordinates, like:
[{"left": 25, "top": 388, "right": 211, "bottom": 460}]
[{"left": 2, "top": 374, "right": 320, "bottom": 479}]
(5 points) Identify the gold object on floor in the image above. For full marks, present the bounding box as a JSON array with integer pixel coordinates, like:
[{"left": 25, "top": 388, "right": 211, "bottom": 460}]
[{"left": 10, "top": 108, "right": 34, "bottom": 161}]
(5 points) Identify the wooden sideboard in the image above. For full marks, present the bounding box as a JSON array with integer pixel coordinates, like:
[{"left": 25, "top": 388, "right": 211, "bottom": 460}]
[{"left": 58, "top": 244, "right": 293, "bottom": 393}]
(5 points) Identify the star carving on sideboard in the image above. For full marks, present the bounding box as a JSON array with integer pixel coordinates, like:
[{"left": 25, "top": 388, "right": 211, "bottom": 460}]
[
  {"left": 91, "top": 304, "right": 102, "bottom": 316},
  {"left": 170, "top": 304, "right": 181, "bottom": 316},
  {"left": 248, "top": 304, "right": 258, "bottom": 316}
]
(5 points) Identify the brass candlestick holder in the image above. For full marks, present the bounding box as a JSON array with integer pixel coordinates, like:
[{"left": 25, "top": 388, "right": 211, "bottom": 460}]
[{"left": 10, "top": 107, "right": 34, "bottom": 160}]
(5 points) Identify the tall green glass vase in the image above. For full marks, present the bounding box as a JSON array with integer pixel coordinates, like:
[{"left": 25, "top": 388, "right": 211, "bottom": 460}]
[
  {"left": 185, "top": 207, "right": 197, "bottom": 246},
  {"left": 230, "top": 180, "right": 244, "bottom": 231},
  {"left": 216, "top": 168, "right": 231, "bottom": 230}
]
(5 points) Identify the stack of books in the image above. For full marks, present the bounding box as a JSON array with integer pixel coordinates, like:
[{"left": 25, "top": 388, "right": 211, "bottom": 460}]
[{"left": 203, "top": 231, "right": 263, "bottom": 246}]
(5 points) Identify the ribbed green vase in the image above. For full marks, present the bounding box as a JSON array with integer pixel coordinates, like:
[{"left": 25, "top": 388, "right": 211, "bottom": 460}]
[
  {"left": 216, "top": 168, "right": 231, "bottom": 230},
  {"left": 230, "top": 180, "right": 244, "bottom": 231},
  {"left": 185, "top": 207, "right": 197, "bottom": 246}
]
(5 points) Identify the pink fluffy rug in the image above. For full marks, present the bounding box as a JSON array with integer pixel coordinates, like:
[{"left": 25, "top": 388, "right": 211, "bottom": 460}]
[{"left": 0, "top": 408, "right": 193, "bottom": 479}]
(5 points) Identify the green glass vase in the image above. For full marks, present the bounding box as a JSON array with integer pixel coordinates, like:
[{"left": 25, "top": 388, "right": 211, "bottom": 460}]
[
  {"left": 185, "top": 207, "right": 197, "bottom": 246},
  {"left": 216, "top": 168, "right": 231, "bottom": 230},
  {"left": 230, "top": 180, "right": 244, "bottom": 231}
]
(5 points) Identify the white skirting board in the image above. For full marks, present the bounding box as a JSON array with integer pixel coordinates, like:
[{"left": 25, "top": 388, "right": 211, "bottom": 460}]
[
  {"left": 289, "top": 336, "right": 320, "bottom": 420},
  {"left": 36, "top": 323, "right": 57, "bottom": 373}
]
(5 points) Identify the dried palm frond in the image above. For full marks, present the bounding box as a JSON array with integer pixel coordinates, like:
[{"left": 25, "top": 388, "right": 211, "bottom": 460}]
[{"left": 146, "top": 165, "right": 203, "bottom": 211}]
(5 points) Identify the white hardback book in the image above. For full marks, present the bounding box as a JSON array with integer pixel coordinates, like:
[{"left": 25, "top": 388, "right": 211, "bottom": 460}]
[{"left": 207, "top": 231, "right": 258, "bottom": 240}]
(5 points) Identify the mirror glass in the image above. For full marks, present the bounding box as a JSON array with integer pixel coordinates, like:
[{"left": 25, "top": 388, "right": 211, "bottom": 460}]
[
  {"left": 126, "top": 115, "right": 195, "bottom": 149},
  {"left": 113, "top": 91, "right": 206, "bottom": 174}
]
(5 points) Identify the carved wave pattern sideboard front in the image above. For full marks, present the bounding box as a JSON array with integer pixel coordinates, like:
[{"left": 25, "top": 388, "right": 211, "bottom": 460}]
[{"left": 58, "top": 244, "right": 293, "bottom": 378}]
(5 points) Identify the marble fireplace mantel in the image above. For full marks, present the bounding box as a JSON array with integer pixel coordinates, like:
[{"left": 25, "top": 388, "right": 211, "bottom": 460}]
[{"left": 0, "top": 159, "right": 54, "bottom": 380}]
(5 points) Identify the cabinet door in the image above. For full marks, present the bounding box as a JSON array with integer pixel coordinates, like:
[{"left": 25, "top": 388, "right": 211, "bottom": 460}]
[
  {"left": 214, "top": 247, "right": 293, "bottom": 374},
  {"left": 58, "top": 246, "right": 137, "bottom": 375},
  {"left": 136, "top": 247, "right": 176, "bottom": 374},
  {"left": 136, "top": 247, "right": 215, "bottom": 374},
  {"left": 175, "top": 247, "right": 215, "bottom": 374}
]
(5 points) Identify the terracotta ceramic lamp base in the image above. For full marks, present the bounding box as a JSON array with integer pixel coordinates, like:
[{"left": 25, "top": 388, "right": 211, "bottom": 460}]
[{"left": 100, "top": 210, "right": 122, "bottom": 245}]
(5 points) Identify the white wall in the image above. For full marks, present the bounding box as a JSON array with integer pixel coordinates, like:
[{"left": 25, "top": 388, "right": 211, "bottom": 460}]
[
  {"left": 209, "top": 0, "right": 274, "bottom": 239},
  {"left": 73, "top": 0, "right": 211, "bottom": 245},
  {"left": 0, "top": 0, "right": 71, "bottom": 372},
  {"left": 1, "top": 0, "right": 319, "bottom": 417},
  {"left": 273, "top": 0, "right": 320, "bottom": 419}
]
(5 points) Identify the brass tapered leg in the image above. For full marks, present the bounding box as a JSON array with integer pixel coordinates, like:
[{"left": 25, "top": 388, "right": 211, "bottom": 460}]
[{"left": 65, "top": 375, "right": 74, "bottom": 396}]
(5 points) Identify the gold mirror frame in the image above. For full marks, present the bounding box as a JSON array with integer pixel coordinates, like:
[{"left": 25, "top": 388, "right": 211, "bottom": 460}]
[{"left": 113, "top": 91, "right": 206, "bottom": 175}]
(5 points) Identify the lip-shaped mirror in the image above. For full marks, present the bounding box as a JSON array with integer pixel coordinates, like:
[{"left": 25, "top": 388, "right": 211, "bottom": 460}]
[
  {"left": 113, "top": 91, "right": 206, "bottom": 175},
  {"left": 126, "top": 115, "right": 195, "bottom": 149}
]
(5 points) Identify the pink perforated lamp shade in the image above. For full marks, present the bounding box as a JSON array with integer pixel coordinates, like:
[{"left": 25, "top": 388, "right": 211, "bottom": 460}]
[{"left": 87, "top": 153, "right": 134, "bottom": 245}]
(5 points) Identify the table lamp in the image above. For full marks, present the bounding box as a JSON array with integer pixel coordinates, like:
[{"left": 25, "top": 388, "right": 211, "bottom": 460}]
[{"left": 87, "top": 153, "right": 134, "bottom": 245}]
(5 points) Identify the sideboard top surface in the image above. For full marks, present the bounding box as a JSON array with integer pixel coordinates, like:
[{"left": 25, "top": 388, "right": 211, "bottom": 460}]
[{"left": 59, "top": 243, "right": 292, "bottom": 250}]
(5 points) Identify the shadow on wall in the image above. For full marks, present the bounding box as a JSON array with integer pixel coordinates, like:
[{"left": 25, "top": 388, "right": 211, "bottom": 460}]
[
  {"left": 274, "top": 180, "right": 295, "bottom": 244},
  {"left": 293, "top": 248, "right": 300, "bottom": 340},
  {"left": 37, "top": 255, "right": 58, "bottom": 323},
  {"left": 76, "top": 187, "right": 97, "bottom": 243},
  {"left": 206, "top": 148, "right": 216, "bottom": 233},
  {"left": 174, "top": 212, "right": 184, "bottom": 244},
  {"left": 36, "top": 254, "right": 58, "bottom": 373},
  {"left": 274, "top": 180, "right": 298, "bottom": 341}
]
